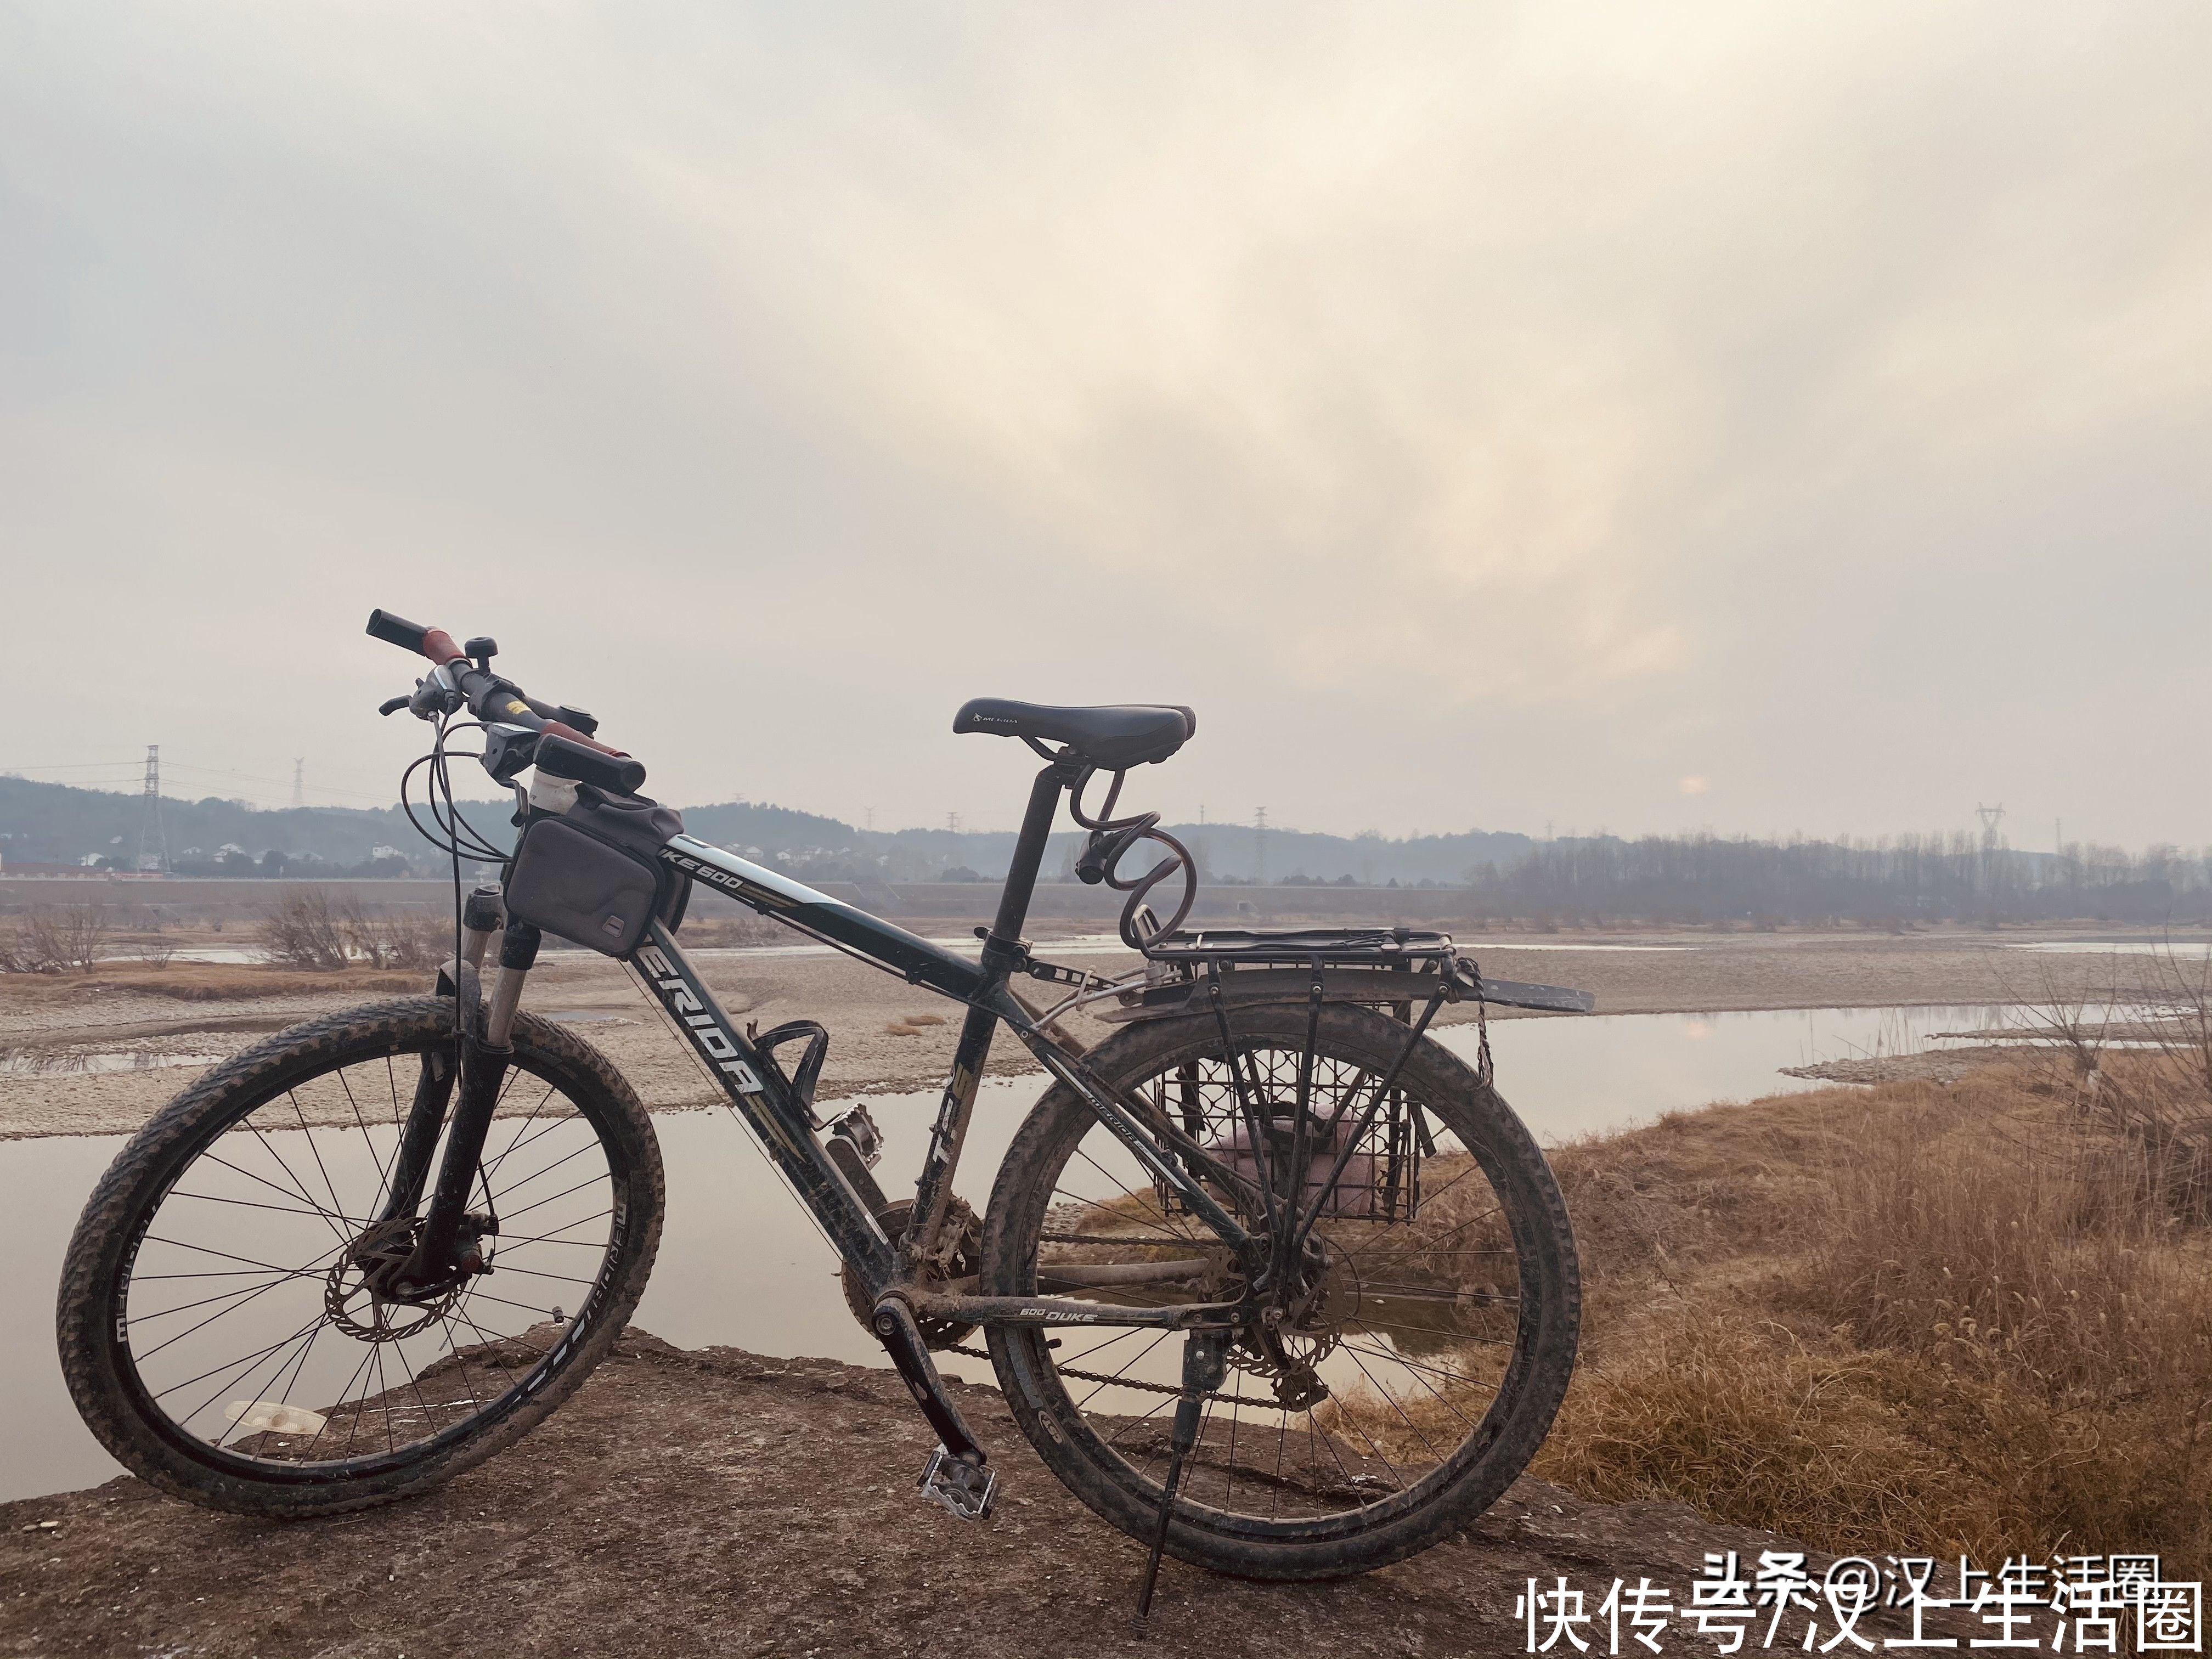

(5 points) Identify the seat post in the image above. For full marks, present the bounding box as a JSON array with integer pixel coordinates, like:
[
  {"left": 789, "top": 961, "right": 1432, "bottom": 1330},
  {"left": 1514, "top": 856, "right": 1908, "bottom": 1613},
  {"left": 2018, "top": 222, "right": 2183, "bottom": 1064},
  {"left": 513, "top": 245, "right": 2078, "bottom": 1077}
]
[{"left": 982, "top": 761, "right": 1079, "bottom": 967}]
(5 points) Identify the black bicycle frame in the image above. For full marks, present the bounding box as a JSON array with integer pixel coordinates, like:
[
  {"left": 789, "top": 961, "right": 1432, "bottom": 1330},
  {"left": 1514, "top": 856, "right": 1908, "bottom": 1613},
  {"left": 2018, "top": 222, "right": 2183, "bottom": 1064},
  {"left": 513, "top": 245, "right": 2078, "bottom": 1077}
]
[{"left": 633, "top": 765, "right": 1255, "bottom": 1330}]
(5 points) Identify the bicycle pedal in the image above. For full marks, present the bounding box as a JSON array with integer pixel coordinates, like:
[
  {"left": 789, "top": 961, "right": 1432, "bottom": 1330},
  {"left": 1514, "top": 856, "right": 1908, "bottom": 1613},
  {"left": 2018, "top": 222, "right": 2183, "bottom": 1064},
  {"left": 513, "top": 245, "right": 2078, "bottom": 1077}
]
[{"left": 918, "top": 1443, "right": 997, "bottom": 1522}]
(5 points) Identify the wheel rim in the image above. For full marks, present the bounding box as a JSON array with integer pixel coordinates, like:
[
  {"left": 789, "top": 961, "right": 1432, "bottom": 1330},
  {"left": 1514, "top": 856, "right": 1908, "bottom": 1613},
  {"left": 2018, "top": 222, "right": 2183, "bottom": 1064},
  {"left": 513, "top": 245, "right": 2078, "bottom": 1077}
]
[
  {"left": 104, "top": 1028, "right": 633, "bottom": 1481},
  {"left": 998, "top": 1024, "right": 1552, "bottom": 1538}
]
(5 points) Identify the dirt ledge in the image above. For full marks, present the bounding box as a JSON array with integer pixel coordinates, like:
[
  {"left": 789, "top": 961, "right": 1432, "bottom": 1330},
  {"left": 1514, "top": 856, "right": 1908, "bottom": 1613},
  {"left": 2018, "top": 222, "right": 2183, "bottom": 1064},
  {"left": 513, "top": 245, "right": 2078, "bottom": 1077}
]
[{"left": 1, "top": 1330, "right": 1972, "bottom": 1659}]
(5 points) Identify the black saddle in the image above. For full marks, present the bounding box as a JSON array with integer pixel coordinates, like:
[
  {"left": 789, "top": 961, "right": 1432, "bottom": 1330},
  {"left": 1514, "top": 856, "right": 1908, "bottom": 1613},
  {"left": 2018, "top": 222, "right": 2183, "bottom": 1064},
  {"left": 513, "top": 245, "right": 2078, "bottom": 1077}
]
[{"left": 953, "top": 698, "right": 1195, "bottom": 770}]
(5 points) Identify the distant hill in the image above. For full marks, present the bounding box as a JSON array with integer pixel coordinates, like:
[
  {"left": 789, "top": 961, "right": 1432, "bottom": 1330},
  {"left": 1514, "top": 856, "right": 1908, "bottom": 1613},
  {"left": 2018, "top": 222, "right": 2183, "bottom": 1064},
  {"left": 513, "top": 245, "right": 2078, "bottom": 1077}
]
[
  {"left": 10, "top": 777, "right": 2198, "bottom": 925},
  {"left": 669, "top": 802, "right": 1528, "bottom": 887},
  {"left": 0, "top": 777, "right": 456, "bottom": 876},
  {"left": 0, "top": 777, "right": 1529, "bottom": 886}
]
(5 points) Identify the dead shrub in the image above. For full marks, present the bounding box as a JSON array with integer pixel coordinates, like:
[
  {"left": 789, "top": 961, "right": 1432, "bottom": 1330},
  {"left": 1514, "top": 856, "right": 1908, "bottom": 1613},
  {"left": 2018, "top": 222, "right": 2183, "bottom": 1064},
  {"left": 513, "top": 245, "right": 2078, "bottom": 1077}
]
[
  {"left": 259, "top": 890, "right": 352, "bottom": 969},
  {"left": 2010, "top": 940, "right": 2212, "bottom": 1214},
  {"left": 339, "top": 903, "right": 444, "bottom": 969},
  {"left": 0, "top": 905, "right": 109, "bottom": 973},
  {"left": 1792, "top": 1077, "right": 2212, "bottom": 1568},
  {"left": 260, "top": 891, "right": 444, "bottom": 972}
]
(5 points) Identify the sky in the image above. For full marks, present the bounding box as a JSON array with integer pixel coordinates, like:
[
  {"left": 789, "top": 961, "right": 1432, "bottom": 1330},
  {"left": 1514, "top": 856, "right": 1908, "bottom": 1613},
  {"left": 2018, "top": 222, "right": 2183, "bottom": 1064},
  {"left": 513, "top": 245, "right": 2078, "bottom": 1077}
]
[{"left": 2, "top": 3, "right": 2207, "bottom": 849}]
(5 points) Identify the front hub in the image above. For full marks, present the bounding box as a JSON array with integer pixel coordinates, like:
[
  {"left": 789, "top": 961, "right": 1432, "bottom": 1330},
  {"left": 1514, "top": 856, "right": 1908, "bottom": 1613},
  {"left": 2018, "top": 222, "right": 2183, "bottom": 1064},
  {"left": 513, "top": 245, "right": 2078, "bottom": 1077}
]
[{"left": 347, "top": 1214, "right": 495, "bottom": 1311}]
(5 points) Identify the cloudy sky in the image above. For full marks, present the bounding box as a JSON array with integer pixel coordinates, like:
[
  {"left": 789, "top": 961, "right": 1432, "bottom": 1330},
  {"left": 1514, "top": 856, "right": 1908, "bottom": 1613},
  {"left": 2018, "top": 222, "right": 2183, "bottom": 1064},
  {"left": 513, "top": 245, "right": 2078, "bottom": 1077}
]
[{"left": 3, "top": 3, "right": 2207, "bottom": 848}]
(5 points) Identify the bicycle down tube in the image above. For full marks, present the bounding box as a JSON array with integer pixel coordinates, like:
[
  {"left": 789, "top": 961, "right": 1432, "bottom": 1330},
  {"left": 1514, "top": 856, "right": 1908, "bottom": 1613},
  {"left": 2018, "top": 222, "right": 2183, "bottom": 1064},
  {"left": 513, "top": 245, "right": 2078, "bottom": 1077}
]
[{"left": 634, "top": 833, "right": 1251, "bottom": 1321}]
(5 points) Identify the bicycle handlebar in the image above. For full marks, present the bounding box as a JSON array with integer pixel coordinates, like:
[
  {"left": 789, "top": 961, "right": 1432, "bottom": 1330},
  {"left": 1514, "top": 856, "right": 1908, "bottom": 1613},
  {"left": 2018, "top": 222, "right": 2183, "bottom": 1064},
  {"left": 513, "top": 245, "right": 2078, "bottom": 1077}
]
[
  {"left": 365, "top": 608, "right": 465, "bottom": 667},
  {"left": 365, "top": 607, "right": 646, "bottom": 794}
]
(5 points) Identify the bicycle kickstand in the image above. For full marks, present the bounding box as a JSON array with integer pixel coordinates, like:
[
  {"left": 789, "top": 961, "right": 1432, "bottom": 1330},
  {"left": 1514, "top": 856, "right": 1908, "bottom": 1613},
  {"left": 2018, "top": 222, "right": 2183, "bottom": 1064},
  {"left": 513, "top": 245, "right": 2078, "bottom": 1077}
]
[{"left": 1135, "top": 1330, "right": 1229, "bottom": 1621}]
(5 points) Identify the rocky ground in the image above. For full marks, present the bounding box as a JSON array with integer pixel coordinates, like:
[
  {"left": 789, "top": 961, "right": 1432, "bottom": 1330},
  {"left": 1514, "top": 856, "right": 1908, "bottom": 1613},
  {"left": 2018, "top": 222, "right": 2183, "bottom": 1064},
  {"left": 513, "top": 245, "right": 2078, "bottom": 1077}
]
[{"left": 0, "top": 1332, "right": 1977, "bottom": 1659}]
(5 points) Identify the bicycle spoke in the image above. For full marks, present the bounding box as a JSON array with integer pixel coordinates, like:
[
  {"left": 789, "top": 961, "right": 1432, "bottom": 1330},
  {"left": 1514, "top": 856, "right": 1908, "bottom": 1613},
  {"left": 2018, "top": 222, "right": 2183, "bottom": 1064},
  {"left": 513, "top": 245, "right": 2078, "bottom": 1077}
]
[
  {"left": 286, "top": 1091, "right": 351, "bottom": 1224},
  {"left": 487, "top": 1263, "right": 597, "bottom": 1288},
  {"left": 198, "top": 1152, "right": 356, "bottom": 1235},
  {"left": 1338, "top": 1343, "right": 1438, "bottom": 1468},
  {"left": 129, "top": 1268, "right": 327, "bottom": 1357},
  {"left": 101, "top": 1020, "right": 635, "bottom": 1488},
  {"left": 244, "top": 1127, "right": 354, "bottom": 1248},
  {"left": 1075, "top": 1328, "right": 1174, "bottom": 1414},
  {"left": 496, "top": 1171, "right": 611, "bottom": 1227},
  {"left": 484, "top": 1139, "right": 602, "bottom": 1206},
  {"left": 482, "top": 1081, "right": 563, "bottom": 1178},
  {"left": 1014, "top": 1020, "right": 1571, "bottom": 1540},
  {"left": 336, "top": 1065, "right": 399, "bottom": 1216},
  {"left": 165, "top": 1189, "right": 356, "bottom": 1224}
]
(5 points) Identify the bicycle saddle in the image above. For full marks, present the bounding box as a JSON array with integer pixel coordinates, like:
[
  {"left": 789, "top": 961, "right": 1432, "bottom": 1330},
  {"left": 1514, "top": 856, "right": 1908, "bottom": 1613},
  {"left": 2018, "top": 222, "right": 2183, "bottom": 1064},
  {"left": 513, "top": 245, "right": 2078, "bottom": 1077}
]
[{"left": 953, "top": 698, "right": 1196, "bottom": 769}]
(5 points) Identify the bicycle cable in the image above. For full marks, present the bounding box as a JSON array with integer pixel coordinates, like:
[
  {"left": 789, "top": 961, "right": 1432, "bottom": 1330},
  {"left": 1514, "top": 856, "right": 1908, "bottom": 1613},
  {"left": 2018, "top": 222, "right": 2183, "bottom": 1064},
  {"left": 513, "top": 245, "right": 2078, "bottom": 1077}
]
[{"left": 1068, "top": 767, "right": 1198, "bottom": 949}]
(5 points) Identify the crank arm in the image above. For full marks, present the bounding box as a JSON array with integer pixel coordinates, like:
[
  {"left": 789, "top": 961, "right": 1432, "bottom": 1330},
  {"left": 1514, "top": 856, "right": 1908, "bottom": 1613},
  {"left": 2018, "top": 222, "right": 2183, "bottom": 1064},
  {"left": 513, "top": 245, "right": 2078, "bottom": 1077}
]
[{"left": 872, "top": 1293, "right": 985, "bottom": 1455}]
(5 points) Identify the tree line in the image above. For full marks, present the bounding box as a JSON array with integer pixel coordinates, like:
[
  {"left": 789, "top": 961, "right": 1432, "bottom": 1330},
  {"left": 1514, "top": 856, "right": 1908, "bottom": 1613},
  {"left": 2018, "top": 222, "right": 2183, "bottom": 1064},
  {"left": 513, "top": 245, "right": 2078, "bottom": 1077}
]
[{"left": 1460, "top": 834, "right": 2212, "bottom": 927}]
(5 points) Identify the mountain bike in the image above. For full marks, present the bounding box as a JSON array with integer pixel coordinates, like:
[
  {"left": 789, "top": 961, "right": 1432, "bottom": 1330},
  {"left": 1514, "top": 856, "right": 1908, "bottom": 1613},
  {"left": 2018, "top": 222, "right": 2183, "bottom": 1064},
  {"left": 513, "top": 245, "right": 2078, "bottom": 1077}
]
[{"left": 57, "top": 610, "right": 1592, "bottom": 1603}]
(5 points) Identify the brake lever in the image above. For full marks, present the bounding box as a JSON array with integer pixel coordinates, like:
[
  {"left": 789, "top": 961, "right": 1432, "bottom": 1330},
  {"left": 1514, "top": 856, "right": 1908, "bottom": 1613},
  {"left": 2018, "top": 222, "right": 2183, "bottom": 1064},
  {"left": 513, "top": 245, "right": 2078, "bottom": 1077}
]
[{"left": 379, "top": 673, "right": 462, "bottom": 723}]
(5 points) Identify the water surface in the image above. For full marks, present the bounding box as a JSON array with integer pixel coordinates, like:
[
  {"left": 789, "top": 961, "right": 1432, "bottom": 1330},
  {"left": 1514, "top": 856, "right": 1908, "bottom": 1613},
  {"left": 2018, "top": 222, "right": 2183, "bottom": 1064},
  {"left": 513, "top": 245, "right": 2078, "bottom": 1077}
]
[{"left": 0, "top": 1001, "right": 2012, "bottom": 1503}]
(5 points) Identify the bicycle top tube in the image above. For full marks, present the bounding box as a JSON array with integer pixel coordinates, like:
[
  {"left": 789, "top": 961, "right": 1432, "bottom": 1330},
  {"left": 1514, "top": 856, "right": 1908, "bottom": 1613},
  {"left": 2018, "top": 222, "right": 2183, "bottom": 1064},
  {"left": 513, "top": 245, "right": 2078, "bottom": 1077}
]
[{"left": 657, "top": 835, "right": 988, "bottom": 1001}]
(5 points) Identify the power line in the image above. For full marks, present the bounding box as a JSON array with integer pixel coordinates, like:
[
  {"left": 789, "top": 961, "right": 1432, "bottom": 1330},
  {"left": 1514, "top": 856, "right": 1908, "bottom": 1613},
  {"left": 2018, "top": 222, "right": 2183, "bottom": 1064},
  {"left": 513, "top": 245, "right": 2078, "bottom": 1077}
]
[{"left": 0, "top": 760, "right": 148, "bottom": 772}]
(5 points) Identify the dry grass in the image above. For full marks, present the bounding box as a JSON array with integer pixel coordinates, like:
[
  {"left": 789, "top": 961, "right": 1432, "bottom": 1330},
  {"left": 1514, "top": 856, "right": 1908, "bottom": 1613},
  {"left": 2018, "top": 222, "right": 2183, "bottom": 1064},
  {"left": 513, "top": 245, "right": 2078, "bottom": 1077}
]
[
  {"left": 1299, "top": 957, "right": 2212, "bottom": 1573},
  {"left": 884, "top": 1012, "right": 949, "bottom": 1038},
  {"left": 1513, "top": 1056, "right": 2212, "bottom": 1573}
]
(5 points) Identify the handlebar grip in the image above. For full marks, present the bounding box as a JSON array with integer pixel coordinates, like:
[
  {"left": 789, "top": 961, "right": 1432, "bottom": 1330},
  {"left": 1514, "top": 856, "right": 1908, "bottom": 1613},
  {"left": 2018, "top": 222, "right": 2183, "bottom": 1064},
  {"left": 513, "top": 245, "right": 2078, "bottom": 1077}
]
[
  {"left": 536, "top": 731, "right": 647, "bottom": 795},
  {"left": 543, "top": 719, "right": 624, "bottom": 757},
  {"left": 365, "top": 608, "right": 463, "bottom": 664}
]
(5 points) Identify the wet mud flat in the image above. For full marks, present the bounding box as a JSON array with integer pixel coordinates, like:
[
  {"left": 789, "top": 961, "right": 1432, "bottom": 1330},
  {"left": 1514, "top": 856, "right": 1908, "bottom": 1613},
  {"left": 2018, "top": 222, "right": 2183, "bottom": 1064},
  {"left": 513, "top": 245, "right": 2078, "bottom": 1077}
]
[{"left": 0, "top": 1330, "right": 1973, "bottom": 1659}]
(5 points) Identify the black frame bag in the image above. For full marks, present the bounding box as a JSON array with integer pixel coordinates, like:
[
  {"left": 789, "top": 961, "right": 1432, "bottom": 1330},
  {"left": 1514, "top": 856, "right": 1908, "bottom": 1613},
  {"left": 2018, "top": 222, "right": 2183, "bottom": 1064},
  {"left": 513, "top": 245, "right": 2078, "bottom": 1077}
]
[{"left": 504, "top": 790, "right": 689, "bottom": 956}]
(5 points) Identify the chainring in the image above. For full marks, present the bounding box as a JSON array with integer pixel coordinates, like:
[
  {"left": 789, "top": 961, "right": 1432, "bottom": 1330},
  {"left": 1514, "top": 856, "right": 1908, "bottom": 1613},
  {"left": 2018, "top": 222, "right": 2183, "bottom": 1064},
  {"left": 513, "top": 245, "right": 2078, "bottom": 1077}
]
[{"left": 840, "top": 1197, "right": 982, "bottom": 1351}]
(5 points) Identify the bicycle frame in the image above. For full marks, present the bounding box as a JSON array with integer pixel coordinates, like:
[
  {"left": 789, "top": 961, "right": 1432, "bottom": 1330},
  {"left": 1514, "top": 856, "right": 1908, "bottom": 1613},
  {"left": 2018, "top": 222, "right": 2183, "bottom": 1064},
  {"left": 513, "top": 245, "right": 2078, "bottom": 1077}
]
[{"left": 627, "top": 759, "right": 1256, "bottom": 1334}]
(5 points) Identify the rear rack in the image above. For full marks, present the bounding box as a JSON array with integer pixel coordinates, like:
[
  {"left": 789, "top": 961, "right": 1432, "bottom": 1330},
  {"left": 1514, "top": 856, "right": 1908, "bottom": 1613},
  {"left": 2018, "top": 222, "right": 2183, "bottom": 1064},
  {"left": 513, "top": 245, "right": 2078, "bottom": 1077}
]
[
  {"left": 1140, "top": 926, "right": 1459, "bottom": 967},
  {"left": 1084, "top": 926, "right": 1595, "bottom": 1022}
]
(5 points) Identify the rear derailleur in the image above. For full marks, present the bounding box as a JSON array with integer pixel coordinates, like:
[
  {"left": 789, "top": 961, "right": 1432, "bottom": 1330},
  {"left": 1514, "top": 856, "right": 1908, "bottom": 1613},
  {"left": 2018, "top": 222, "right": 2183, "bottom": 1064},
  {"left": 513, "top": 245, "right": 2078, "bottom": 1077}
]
[{"left": 1228, "top": 1234, "right": 1338, "bottom": 1411}]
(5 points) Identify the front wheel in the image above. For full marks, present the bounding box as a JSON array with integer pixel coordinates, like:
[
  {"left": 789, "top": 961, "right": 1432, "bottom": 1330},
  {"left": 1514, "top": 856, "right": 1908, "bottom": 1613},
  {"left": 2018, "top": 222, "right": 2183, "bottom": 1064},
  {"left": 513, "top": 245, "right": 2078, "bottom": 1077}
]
[
  {"left": 56, "top": 997, "right": 664, "bottom": 1516},
  {"left": 981, "top": 1003, "right": 1580, "bottom": 1580}
]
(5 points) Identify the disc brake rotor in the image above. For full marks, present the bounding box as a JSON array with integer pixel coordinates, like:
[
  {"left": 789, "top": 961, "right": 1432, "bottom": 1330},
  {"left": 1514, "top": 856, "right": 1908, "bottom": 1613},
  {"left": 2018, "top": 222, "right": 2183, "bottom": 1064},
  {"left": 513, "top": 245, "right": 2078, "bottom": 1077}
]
[{"left": 328, "top": 1220, "right": 458, "bottom": 1342}]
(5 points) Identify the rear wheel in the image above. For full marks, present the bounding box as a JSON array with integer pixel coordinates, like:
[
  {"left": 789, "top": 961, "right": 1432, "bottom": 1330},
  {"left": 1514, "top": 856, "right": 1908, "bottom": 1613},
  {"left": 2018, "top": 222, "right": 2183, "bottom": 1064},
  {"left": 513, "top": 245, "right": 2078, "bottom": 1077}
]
[
  {"left": 981, "top": 1004, "right": 1579, "bottom": 1580},
  {"left": 56, "top": 997, "right": 663, "bottom": 1516}
]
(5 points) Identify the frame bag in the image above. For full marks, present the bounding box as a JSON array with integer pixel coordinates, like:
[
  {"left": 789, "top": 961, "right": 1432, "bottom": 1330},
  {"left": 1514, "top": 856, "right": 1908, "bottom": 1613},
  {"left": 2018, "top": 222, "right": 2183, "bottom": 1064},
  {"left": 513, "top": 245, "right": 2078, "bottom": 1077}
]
[{"left": 504, "top": 791, "right": 688, "bottom": 956}]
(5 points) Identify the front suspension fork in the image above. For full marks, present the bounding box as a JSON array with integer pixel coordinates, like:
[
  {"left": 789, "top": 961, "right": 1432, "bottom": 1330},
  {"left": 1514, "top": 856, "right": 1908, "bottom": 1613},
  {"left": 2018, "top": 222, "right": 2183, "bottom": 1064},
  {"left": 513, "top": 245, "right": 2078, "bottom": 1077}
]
[{"left": 382, "top": 914, "right": 540, "bottom": 1292}]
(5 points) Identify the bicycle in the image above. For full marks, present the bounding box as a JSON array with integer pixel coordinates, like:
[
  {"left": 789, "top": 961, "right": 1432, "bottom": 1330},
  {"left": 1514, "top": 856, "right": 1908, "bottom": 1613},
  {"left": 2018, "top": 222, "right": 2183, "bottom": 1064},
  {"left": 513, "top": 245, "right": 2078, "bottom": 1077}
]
[{"left": 57, "top": 610, "right": 1593, "bottom": 1605}]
